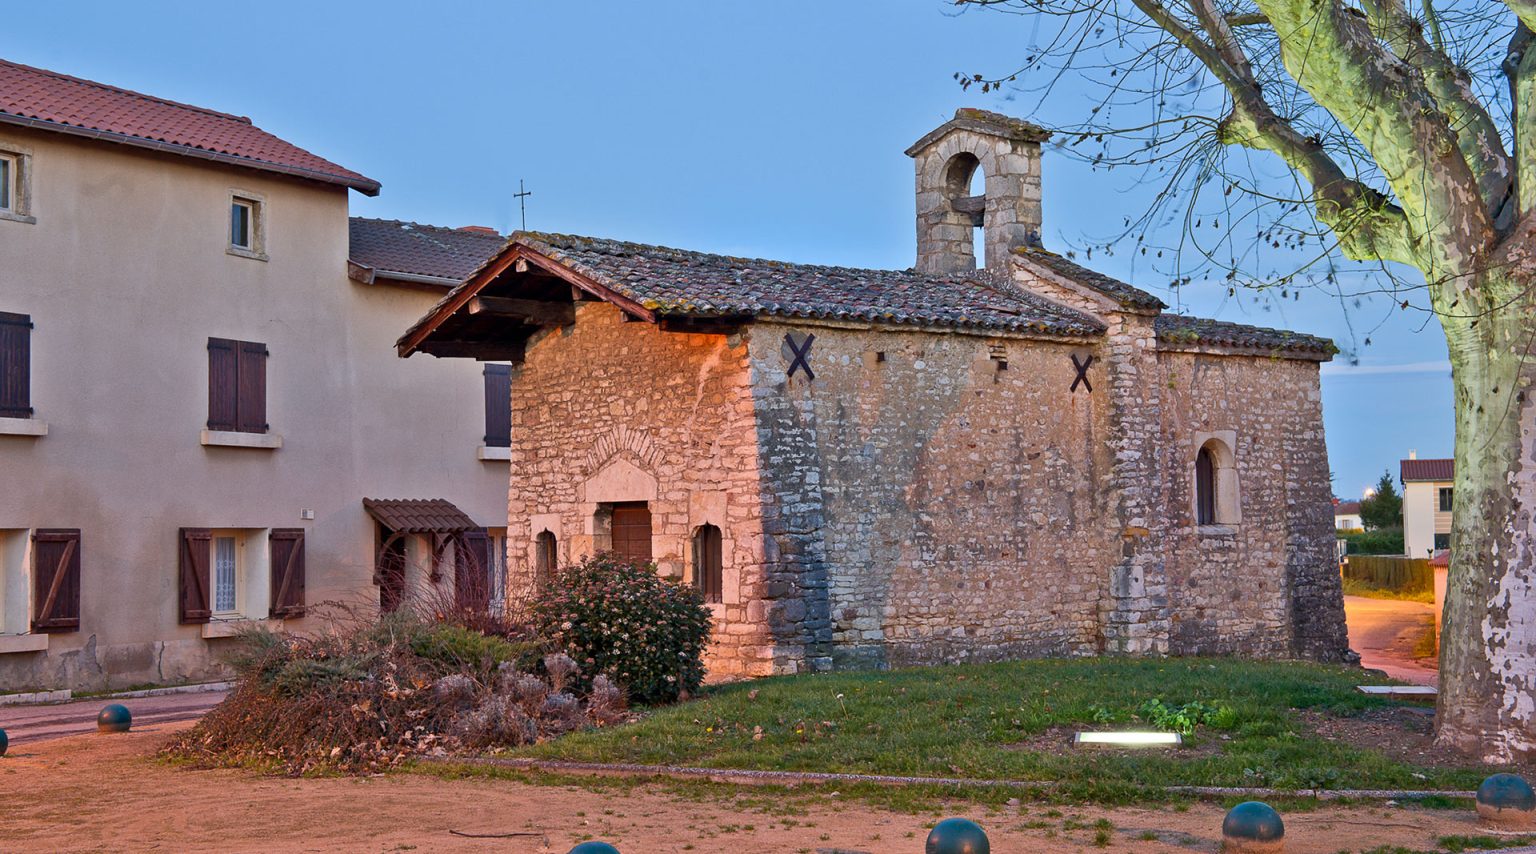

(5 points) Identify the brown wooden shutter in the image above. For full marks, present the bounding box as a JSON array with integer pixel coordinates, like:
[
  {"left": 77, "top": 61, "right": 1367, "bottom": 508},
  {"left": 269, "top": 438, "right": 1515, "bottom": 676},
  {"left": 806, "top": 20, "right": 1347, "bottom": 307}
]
[
  {"left": 610, "top": 504, "right": 653, "bottom": 564},
  {"left": 0, "top": 311, "right": 33, "bottom": 419},
  {"left": 456, "top": 529, "right": 491, "bottom": 611},
  {"left": 268, "top": 528, "right": 306, "bottom": 619},
  {"left": 31, "top": 529, "right": 81, "bottom": 633},
  {"left": 207, "top": 338, "right": 238, "bottom": 431},
  {"left": 483, "top": 364, "right": 511, "bottom": 448},
  {"left": 178, "top": 528, "right": 212, "bottom": 624},
  {"left": 236, "top": 341, "right": 268, "bottom": 434}
]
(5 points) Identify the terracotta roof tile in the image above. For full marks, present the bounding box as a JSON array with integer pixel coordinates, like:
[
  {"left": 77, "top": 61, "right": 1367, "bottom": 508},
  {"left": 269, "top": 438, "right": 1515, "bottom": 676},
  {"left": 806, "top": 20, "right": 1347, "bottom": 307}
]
[
  {"left": 1334, "top": 500, "right": 1361, "bottom": 515},
  {"left": 363, "top": 498, "right": 480, "bottom": 534},
  {"left": 508, "top": 231, "right": 1106, "bottom": 338},
  {"left": 350, "top": 218, "right": 506, "bottom": 284},
  {"left": 0, "top": 58, "right": 378, "bottom": 195},
  {"left": 1401, "top": 458, "right": 1454, "bottom": 482},
  {"left": 1013, "top": 248, "right": 1167, "bottom": 311}
]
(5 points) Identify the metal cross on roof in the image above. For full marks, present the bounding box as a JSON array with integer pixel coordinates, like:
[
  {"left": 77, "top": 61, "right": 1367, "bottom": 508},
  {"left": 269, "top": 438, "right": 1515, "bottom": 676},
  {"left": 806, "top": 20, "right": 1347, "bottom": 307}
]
[{"left": 514, "top": 179, "right": 532, "bottom": 231}]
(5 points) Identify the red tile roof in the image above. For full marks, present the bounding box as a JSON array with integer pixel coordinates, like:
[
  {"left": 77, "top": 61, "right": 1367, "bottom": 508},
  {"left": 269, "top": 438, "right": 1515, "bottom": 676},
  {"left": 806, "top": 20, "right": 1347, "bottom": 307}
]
[
  {"left": 1401, "top": 458, "right": 1454, "bottom": 482},
  {"left": 349, "top": 218, "right": 506, "bottom": 285},
  {"left": 1334, "top": 501, "right": 1361, "bottom": 515},
  {"left": 0, "top": 59, "right": 379, "bottom": 196}
]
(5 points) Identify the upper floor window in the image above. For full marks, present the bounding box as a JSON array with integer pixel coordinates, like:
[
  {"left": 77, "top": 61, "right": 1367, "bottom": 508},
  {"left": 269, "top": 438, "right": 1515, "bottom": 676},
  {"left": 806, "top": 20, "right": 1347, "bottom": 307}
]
[
  {"left": 0, "top": 153, "right": 15, "bottom": 212},
  {"left": 1438, "top": 487, "right": 1454, "bottom": 513},
  {"left": 0, "top": 148, "right": 34, "bottom": 224},
  {"left": 0, "top": 311, "right": 32, "bottom": 419},
  {"left": 207, "top": 337, "right": 268, "bottom": 434},
  {"left": 484, "top": 364, "right": 512, "bottom": 448},
  {"left": 227, "top": 193, "right": 266, "bottom": 260}
]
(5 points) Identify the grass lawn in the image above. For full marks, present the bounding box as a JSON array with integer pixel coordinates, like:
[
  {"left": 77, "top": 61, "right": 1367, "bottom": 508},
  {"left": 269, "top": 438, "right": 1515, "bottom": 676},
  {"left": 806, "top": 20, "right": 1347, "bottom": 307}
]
[
  {"left": 1343, "top": 576, "right": 1438, "bottom": 604},
  {"left": 516, "top": 658, "right": 1505, "bottom": 800}
]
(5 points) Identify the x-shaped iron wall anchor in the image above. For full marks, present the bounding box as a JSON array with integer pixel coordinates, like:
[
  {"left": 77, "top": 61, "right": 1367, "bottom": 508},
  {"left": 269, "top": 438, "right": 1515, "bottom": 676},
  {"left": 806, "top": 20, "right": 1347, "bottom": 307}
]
[
  {"left": 1070, "top": 353, "right": 1094, "bottom": 393},
  {"left": 785, "top": 333, "right": 816, "bottom": 381}
]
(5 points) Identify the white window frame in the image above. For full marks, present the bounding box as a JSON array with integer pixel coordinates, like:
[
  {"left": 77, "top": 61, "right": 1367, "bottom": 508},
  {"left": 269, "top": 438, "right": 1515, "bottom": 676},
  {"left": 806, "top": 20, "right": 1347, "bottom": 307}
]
[
  {"left": 206, "top": 528, "right": 270, "bottom": 622},
  {"left": 0, "top": 142, "right": 36, "bottom": 225},
  {"left": 0, "top": 529, "right": 32, "bottom": 635},
  {"left": 0, "top": 153, "right": 15, "bottom": 213},
  {"left": 226, "top": 191, "right": 267, "bottom": 261}
]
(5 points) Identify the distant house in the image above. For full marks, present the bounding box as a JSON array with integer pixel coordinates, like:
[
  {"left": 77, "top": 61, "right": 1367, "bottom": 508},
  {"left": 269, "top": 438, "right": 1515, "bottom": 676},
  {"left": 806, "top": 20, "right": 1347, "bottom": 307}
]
[
  {"left": 1333, "top": 500, "right": 1363, "bottom": 531},
  {"left": 1401, "top": 455, "right": 1454, "bottom": 557},
  {"left": 0, "top": 59, "right": 509, "bottom": 692}
]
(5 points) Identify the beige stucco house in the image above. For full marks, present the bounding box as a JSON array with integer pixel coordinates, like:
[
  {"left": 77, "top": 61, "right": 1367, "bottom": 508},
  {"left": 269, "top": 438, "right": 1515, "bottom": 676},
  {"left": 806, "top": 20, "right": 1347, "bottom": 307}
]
[
  {"left": 400, "top": 109, "right": 1352, "bottom": 678},
  {"left": 1401, "top": 454, "right": 1454, "bottom": 558},
  {"left": 0, "top": 59, "right": 510, "bottom": 692}
]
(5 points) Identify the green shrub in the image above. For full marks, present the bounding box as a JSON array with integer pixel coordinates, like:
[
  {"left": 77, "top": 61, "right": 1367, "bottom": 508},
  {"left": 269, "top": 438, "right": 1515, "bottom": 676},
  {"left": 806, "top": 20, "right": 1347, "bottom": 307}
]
[
  {"left": 1343, "top": 527, "right": 1405, "bottom": 556},
  {"left": 409, "top": 622, "right": 541, "bottom": 678},
  {"left": 532, "top": 553, "right": 713, "bottom": 705}
]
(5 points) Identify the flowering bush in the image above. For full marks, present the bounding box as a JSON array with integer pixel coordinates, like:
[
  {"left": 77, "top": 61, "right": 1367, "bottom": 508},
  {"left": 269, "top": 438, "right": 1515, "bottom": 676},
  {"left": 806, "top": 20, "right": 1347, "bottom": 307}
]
[{"left": 532, "top": 553, "right": 712, "bottom": 705}]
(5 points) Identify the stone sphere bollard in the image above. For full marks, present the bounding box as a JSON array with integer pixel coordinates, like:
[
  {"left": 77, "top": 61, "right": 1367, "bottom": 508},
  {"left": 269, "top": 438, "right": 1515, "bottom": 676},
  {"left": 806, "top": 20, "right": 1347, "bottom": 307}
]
[
  {"left": 96, "top": 703, "right": 132, "bottom": 734},
  {"left": 1222, "top": 801, "right": 1284, "bottom": 853},
  {"left": 0, "top": 727, "right": 8, "bottom": 757},
  {"left": 925, "top": 817, "right": 990, "bottom": 854},
  {"left": 1477, "top": 773, "right": 1536, "bottom": 831},
  {"left": 567, "top": 843, "right": 621, "bottom": 854}
]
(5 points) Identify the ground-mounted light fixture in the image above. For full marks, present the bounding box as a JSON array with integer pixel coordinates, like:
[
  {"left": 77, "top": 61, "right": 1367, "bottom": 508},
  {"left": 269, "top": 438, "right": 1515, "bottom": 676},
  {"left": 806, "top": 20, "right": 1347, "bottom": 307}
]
[{"left": 1073, "top": 731, "right": 1182, "bottom": 748}]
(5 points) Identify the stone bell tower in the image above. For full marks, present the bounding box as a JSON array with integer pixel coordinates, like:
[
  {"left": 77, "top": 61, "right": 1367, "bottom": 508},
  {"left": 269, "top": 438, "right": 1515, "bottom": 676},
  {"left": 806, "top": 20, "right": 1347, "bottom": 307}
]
[{"left": 906, "top": 108, "right": 1052, "bottom": 274}]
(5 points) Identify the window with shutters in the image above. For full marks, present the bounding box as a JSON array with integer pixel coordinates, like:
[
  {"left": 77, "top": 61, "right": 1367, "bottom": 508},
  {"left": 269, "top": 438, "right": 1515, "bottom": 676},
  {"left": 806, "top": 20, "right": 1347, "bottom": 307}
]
[
  {"left": 180, "top": 527, "right": 305, "bottom": 626},
  {"left": 692, "top": 524, "right": 723, "bottom": 604},
  {"left": 206, "top": 337, "right": 268, "bottom": 434},
  {"left": 607, "top": 503, "right": 653, "bottom": 565},
  {"left": 227, "top": 192, "right": 266, "bottom": 260},
  {"left": 0, "top": 529, "right": 33, "bottom": 635},
  {"left": 483, "top": 364, "right": 512, "bottom": 450},
  {"left": 0, "top": 311, "right": 32, "bottom": 420},
  {"left": 30, "top": 529, "right": 81, "bottom": 633}
]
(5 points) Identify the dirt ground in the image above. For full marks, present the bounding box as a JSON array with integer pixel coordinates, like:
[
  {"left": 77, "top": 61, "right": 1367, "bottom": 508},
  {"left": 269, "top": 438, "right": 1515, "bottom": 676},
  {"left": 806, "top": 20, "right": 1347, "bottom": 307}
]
[{"left": 0, "top": 720, "right": 1522, "bottom": 854}]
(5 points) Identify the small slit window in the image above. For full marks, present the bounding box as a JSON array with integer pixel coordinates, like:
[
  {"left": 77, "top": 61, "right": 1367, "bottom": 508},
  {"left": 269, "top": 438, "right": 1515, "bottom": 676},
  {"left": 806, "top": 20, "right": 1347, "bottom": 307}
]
[
  {"left": 692, "top": 524, "right": 723, "bottom": 604},
  {"left": 1193, "top": 437, "right": 1240, "bottom": 527},
  {"left": 534, "top": 530, "right": 557, "bottom": 587}
]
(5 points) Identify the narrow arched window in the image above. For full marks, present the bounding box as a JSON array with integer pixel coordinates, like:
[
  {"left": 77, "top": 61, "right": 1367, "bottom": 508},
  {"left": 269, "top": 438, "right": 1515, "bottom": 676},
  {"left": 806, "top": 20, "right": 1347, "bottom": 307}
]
[
  {"left": 534, "top": 530, "right": 557, "bottom": 587},
  {"left": 693, "top": 524, "right": 723, "bottom": 604},
  {"left": 1195, "top": 446, "right": 1217, "bottom": 526}
]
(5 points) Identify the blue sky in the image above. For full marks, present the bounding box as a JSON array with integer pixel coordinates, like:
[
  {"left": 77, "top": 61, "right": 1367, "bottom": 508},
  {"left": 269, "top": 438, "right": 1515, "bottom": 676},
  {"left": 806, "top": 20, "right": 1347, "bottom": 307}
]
[{"left": 8, "top": 1, "right": 1452, "bottom": 496}]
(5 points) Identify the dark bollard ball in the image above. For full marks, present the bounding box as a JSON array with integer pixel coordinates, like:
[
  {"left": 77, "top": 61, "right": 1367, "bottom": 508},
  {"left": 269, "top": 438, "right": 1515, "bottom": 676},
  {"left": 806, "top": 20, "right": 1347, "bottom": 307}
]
[
  {"left": 1222, "top": 801, "right": 1284, "bottom": 853},
  {"left": 567, "top": 843, "right": 621, "bottom": 854},
  {"left": 97, "top": 703, "right": 132, "bottom": 734},
  {"left": 0, "top": 727, "right": 7, "bottom": 756},
  {"left": 926, "top": 817, "right": 990, "bottom": 854},
  {"left": 1477, "top": 773, "right": 1536, "bottom": 831}
]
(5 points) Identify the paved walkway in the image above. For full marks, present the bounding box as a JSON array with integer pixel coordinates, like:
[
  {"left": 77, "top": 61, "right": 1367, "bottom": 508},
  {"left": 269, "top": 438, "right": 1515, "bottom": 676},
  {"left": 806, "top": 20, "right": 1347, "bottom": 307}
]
[
  {"left": 1344, "top": 595, "right": 1439, "bottom": 687},
  {"left": 0, "top": 689, "right": 226, "bottom": 746}
]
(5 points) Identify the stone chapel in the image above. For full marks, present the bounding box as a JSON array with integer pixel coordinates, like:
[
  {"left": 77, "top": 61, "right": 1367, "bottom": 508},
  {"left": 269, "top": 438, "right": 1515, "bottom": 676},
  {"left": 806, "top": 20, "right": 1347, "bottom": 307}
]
[{"left": 399, "top": 108, "right": 1351, "bottom": 676}]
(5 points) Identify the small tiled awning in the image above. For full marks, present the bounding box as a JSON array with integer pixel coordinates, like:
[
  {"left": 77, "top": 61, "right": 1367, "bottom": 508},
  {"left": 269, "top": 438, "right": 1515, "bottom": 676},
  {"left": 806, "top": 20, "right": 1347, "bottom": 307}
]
[{"left": 363, "top": 498, "right": 479, "bottom": 534}]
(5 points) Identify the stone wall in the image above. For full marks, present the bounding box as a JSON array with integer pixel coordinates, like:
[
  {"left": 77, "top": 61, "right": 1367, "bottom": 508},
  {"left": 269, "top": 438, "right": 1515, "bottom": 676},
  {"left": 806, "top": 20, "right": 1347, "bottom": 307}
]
[
  {"left": 1155, "top": 349, "right": 1348, "bottom": 659},
  {"left": 504, "top": 302, "right": 774, "bottom": 676},
  {"left": 748, "top": 320, "right": 1118, "bottom": 670}
]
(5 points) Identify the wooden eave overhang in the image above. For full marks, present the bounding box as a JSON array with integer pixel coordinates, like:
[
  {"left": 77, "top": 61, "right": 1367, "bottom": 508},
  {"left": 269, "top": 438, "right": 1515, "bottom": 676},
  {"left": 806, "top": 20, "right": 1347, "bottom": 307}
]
[{"left": 397, "top": 242, "right": 662, "bottom": 361}]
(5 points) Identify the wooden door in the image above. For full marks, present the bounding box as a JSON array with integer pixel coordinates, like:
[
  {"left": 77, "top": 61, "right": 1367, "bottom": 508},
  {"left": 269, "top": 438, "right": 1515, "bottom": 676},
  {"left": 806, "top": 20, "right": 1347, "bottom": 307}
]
[{"left": 610, "top": 504, "right": 652, "bottom": 564}]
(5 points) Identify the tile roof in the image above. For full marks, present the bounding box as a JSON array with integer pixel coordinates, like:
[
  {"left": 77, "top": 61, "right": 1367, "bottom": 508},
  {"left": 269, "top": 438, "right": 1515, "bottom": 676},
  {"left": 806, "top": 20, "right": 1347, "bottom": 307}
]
[
  {"left": 1334, "top": 500, "right": 1361, "bottom": 515},
  {"left": 1154, "top": 314, "right": 1336, "bottom": 356},
  {"left": 350, "top": 218, "right": 506, "bottom": 284},
  {"left": 1401, "top": 458, "right": 1454, "bottom": 482},
  {"left": 362, "top": 498, "right": 480, "bottom": 534},
  {"left": 0, "top": 58, "right": 378, "bottom": 195},
  {"left": 1013, "top": 247, "right": 1167, "bottom": 311},
  {"left": 507, "top": 231, "right": 1106, "bottom": 338}
]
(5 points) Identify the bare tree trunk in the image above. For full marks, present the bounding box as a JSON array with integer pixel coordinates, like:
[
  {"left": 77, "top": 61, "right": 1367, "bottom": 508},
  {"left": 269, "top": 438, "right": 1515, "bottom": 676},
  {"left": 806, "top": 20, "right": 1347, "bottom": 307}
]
[{"left": 1436, "top": 277, "right": 1536, "bottom": 763}]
